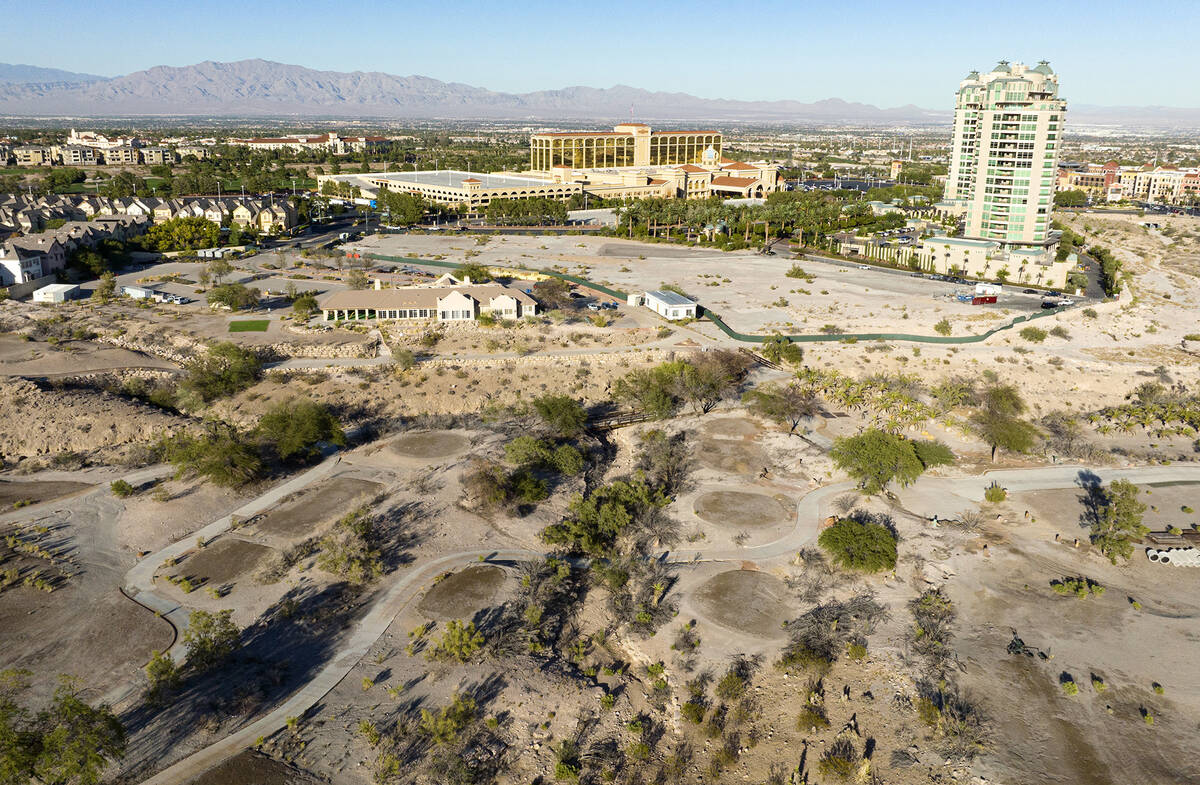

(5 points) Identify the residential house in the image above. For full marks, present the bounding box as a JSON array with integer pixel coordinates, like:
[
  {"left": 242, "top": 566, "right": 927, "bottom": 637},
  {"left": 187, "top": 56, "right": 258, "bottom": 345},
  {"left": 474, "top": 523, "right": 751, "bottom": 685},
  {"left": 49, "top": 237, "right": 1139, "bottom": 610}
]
[
  {"left": 141, "top": 147, "right": 176, "bottom": 166},
  {"left": 103, "top": 146, "right": 140, "bottom": 166},
  {"left": 13, "top": 146, "right": 51, "bottom": 166},
  {"left": 0, "top": 242, "right": 45, "bottom": 285},
  {"left": 55, "top": 145, "right": 97, "bottom": 166}
]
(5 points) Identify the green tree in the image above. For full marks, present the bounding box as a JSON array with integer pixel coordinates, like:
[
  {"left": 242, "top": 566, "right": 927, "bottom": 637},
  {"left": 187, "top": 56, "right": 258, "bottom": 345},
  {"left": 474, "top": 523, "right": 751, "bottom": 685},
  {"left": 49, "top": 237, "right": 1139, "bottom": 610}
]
[
  {"left": 145, "top": 216, "right": 219, "bottom": 252},
  {"left": 1054, "top": 189, "right": 1088, "bottom": 208},
  {"left": 818, "top": 518, "right": 898, "bottom": 572},
  {"left": 316, "top": 507, "right": 382, "bottom": 584},
  {"left": 144, "top": 651, "right": 179, "bottom": 702},
  {"left": 760, "top": 334, "right": 803, "bottom": 366},
  {"left": 158, "top": 425, "right": 264, "bottom": 487},
  {"left": 182, "top": 610, "right": 240, "bottom": 671},
  {"left": 419, "top": 693, "right": 476, "bottom": 746},
  {"left": 207, "top": 258, "right": 233, "bottom": 285},
  {"left": 971, "top": 384, "right": 1039, "bottom": 460},
  {"left": 205, "top": 283, "right": 259, "bottom": 310},
  {"left": 93, "top": 272, "right": 116, "bottom": 303},
  {"left": 179, "top": 342, "right": 262, "bottom": 403},
  {"left": 541, "top": 478, "right": 668, "bottom": 557},
  {"left": 30, "top": 677, "right": 125, "bottom": 785},
  {"left": 257, "top": 397, "right": 345, "bottom": 461},
  {"left": 1090, "top": 479, "right": 1149, "bottom": 564},
  {"left": 830, "top": 429, "right": 953, "bottom": 494},
  {"left": 532, "top": 394, "right": 587, "bottom": 437},
  {"left": 742, "top": 383, "right": 819, "bottom": 433},
  {"left": 453, "top": 262, "right": 492, "bottom": 283},
  {"left": 292, "top": 292, "right": 319, "bottom": 321},
  {"left": 345, "top": 269, "right": 369, "bottom": 290}
]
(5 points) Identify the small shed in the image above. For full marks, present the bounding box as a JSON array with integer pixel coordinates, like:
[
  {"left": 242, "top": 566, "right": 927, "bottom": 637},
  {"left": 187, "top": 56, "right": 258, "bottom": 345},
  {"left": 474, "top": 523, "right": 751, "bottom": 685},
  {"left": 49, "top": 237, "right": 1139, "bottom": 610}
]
[
  {"left": 32, "top": 283, "right": 79, "bottom": 304},
  {"left": 121, "top": 284, "right": 158, "bottom": 300},
  {"left": 644, "top": 290, "right": 697, "bottom": 320}
]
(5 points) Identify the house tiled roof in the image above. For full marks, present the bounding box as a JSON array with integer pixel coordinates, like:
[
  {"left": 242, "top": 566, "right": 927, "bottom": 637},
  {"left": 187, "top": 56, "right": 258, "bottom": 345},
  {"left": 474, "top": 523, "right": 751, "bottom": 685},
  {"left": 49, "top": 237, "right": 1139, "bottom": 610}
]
[
  {"left": 722, "top": 162, "right": 757, "bottom": 171},
  {"left": 710, "top": 176, "right": 757, "bottom": 188}
]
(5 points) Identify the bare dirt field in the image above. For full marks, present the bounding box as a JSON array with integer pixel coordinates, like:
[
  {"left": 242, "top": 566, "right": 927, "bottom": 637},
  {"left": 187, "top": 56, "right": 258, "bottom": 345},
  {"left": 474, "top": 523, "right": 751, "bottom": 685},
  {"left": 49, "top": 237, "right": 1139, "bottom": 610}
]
[
  {"left": 390, "top": 430, "right": 470, "bottom": 460},
  {"left": 689, "top": 568, "right": 791, "bottom": 639},
  {"left": 251, "top": 476, "right": 382, "bottom": 539},
  {"left": 182, "top": 749, "right": 325, "bottom": 785},
  {"left": 416, "top": 565, "right": 509, "bottom": 621},
  {"left": 0, "top": 479, "right": 92, "bottom": 507},
  {"left": 166, "top": 537, "right": 276, "bottom": 588},
  {"left": 693, "top": 489, "right": 794, "bottom": 529}
]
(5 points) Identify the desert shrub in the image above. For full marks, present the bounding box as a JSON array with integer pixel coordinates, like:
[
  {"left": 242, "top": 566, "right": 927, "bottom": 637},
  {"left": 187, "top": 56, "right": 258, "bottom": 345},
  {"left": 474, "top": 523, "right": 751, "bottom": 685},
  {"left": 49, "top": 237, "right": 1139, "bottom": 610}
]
[
  {"left": 1049, "top": 325, "right": 1071, "bottom": 339},
  {"left": 428, "top": 619, "right": 485, "bottom": 663},
  {"left": 256, "top": 397, "right": 345, "bottom": 462},
  {"left": 1019, "top": 326, "right": 1047, "bottom": 343},
  {"left": 158, "top": 424, "right": 264, "bottom": 488},
  {"left": 110, "top": 479, "right": 135, "bottom": 498},
  {"left": 818, "top": 517, "right": 897, "bottom": 572},
  {"left": 178, "top": 342, "right": 262, "bottom": 404},
  {"left": 934, "top": 318, "right": 952, "bottom": 336},
  {"left": 681, "top": 700, "right": 706, "bottom": 724},
  {"left": 315, "top": 506, "right": 382, "bottom": 584},
  {"left": 984, "top": 482, "right": 1007, "bottom": 502},
  {"left": 817, "top": 736, "right": 860, "bottom": 780},
  {"left": 419, "top": 692, "right": 476, "bottom": 746},
  {"left": 532, "top": 394, "right": 587, "bottom": 437},
  {"left": 182, "top": 609, "right": 240, "bottom": 671}
]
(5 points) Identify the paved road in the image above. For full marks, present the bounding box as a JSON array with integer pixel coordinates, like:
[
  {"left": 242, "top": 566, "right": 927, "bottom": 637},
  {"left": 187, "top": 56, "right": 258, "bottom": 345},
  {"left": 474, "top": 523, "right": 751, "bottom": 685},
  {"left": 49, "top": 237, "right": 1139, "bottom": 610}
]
[{"left": 131, "top": 459, "right": 1200, "bottom": 784}]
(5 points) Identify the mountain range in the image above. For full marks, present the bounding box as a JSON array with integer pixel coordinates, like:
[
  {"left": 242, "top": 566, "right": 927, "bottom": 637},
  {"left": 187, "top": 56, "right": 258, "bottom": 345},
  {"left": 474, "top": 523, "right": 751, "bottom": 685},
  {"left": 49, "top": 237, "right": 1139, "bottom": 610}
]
[
  {"left": 0, "top": 59, "right": 1196, "bottom": 128},
  {"left": 0, "top": 63, "right": 106, "bottom": 85}
]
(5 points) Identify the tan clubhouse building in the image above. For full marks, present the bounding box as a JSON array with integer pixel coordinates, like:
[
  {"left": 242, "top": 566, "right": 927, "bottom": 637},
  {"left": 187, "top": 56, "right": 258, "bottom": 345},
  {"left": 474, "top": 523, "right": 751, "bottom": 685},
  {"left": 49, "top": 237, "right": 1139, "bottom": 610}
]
[{"left": 320, "top": 274, "right": 538, "bottom": 323}]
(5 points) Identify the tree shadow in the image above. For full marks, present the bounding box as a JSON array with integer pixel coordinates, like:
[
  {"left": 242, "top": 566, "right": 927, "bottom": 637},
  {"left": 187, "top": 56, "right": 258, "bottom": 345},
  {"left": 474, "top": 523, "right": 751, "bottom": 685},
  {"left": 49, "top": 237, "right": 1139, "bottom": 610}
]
[{"left": 1075, "top": 469, "right": 1105, "bottom": 531}]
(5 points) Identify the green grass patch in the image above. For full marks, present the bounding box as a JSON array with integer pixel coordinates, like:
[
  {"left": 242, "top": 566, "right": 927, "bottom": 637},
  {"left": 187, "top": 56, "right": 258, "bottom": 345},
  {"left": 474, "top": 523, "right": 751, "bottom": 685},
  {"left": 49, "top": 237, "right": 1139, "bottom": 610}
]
[{"left": 228, "top": 320, "right": 270, "bottom": 333}]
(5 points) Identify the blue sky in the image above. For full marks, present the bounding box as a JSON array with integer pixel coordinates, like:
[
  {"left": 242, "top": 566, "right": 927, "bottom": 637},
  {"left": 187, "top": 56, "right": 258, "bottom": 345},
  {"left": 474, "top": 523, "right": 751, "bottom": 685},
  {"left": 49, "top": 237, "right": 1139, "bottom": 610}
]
[{"left": 6, "top": 0, "right": 1199, "bottom": 107}]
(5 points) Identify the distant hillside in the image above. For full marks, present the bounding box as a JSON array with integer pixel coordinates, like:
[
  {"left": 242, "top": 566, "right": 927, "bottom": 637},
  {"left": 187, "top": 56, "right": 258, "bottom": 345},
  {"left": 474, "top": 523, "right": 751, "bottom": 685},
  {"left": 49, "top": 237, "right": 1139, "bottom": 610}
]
[
  {"left": 0, "top": 59, "right": 945, "bottom": 123},
  {"left": 0, "top": 63, "right": 107, "bottom": 85},
  {"left": 0, "top": 59, "right": 1195, "bottom": 128}
]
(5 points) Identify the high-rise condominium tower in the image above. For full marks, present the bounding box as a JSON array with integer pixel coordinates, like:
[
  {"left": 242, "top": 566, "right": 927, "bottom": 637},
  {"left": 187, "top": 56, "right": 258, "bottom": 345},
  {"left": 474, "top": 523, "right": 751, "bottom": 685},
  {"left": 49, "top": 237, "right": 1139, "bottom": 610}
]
[{"left": 945, "top": 61, "right": 1066, "bottom": 249}]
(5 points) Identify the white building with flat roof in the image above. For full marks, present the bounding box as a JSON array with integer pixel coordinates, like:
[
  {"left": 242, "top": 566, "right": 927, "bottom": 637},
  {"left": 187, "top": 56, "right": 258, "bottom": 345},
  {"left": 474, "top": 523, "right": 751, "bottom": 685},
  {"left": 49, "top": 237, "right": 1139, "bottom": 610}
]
[
  {"left": 316, "top": 170, "right": 581, "bottom": 216},
  {"left": 32, "top": 283, "right": 79, "bottom": 303}
]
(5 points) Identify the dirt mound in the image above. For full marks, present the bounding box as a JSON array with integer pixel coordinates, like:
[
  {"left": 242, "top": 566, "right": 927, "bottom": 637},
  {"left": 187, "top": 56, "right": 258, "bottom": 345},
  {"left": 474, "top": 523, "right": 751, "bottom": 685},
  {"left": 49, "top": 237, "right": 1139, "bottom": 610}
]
[
  {"left": 253, "top": 477, "right": 382, "bottom": 539},
  {"left": 417, "top": 565, "right": 508, "bottom": 621},
  {"left": 166, "top": 538, "right": 275, "bottom": 588},
  {"left": 184, "top": 750, "right": 324, "bottom": 785},
  {"left": 0, "top": 479, "right": 92, "bottom": 507},
  {"left": 0, "top": 378, "right": 189, "bottom": 463},
  {"left": 700, "top": 418, "right": 761, "bottom": 439},
  {"left": 696, "top": 438, "right": 769, "bottom": 475},
  {"left": 694, "top": 490, "right": 792, "bottom": 529},
  {"left": 391, "top": 431, "right": 470, "bottom": 459},
  {"left": 693, "top": 570, "right": 790, "bottom": 638}
]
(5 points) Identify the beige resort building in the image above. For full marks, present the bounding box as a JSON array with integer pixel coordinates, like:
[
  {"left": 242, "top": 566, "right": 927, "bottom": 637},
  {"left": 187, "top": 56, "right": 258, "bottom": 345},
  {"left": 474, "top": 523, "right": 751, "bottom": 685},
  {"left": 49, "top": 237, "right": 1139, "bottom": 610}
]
[{"left": 320, "top": 274, "right": 538, "bottom": 323}]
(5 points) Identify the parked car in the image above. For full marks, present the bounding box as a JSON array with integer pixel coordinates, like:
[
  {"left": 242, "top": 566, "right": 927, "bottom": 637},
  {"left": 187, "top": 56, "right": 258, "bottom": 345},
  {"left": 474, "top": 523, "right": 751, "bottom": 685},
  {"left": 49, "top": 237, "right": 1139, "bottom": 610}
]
[
  {"left": 1022, "top": 288, "right": 1038, "bottom": 294},
  {"left": 587, "top": 303, "right": 602, "bottom": 311},
  {"left": 602, "top": 301, "right": 619, "bottom": 310},
  {"left": 910, "top": 272, "right": 923, "bottom": 277},
  {"left": 858, "top": 264, "right": 870, "bottom": 270}
]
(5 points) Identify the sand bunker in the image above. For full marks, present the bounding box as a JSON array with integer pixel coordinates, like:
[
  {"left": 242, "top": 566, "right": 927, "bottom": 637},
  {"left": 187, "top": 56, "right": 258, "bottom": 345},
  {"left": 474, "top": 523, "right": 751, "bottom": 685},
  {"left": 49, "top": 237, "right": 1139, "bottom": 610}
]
[
  {"left": 391, "top": 431, "right": 470, "bottom": 459},
  {"left": 694, "top": 490, "right": 792, "bottom": 529},
  {"left": 417, "top": 565, "right": 507, "bottom": 621},
  {"left": 0, "top": 480, "right": 92, "bottom": 507},
  {"left": 253, "top": 477, "right": 382, "bottom": 538},
  {"left": 187, "top": 750, "right": 323, "bottom": 785},
  {"left": 693, "top": 570, "right": 791, "bottom": 638},
  {"left": 696, "top": 439, "right": 769, "bottom": 475},
  {"left": 168, "top": 538, "right": 274, "bottom": 586},
  {"left": 700, "top": 418, "right": 762, "bottom": 439}
]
